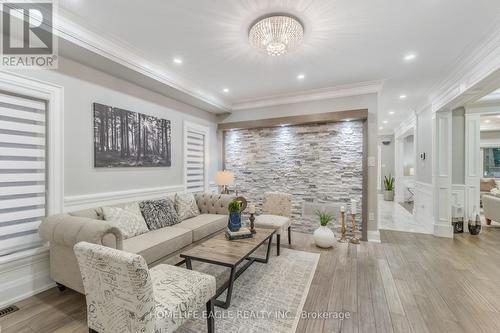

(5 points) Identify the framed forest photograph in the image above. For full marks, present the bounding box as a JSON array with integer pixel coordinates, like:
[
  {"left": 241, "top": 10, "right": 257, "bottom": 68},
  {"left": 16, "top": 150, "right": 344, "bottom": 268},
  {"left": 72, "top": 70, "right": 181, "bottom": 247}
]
[{"left": 93, "top": 103, "right": 172, "bottom": 167}]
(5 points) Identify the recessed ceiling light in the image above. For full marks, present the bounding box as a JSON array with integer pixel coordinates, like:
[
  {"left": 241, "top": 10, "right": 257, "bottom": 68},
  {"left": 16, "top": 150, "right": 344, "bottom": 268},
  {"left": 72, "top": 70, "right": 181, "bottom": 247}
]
[
  {"left": 404, "top": 53, "right": 417, "bottom": 62},
  {"left": 383, "top": 120, "right": 388, "bottom": 124},
  {"left": 297, "top": 74, "right": 305, "bottom": 80},
  {"left": 223, "top": 88, "right": 229, "bottom": 93},
  {"left": 496, "top": 115, "right": 500, "bottom": 118},
  {"left": 379, "top": 126, "right": 384, "bottom": 130},
  {"left": 399, "top": 94, "right": 407, "bottom": 100},
  {"left": 484, "top": 119, "right": 491, "bottom": 123},
  {"left": 389, "top": 111, "right": 395, "bottom": 115},
  {"left": 173, "top": 58, "right": 183, "bottom": 64}
]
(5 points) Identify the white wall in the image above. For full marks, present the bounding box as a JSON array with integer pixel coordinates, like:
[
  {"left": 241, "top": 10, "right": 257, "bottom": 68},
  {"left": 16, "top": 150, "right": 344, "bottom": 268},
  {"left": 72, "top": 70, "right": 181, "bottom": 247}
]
[
  {"left": 452, "top": 108, "right": 465, "bottom": 184},
  {"left": 379, "top": 135, "right": 395, "bottom": 189},
  {"left": 403, "top": 135, "right": 414, "bottom": 176},
  {"left": 220, "top": 93, "right": 379, "bottom": 237},
  {"left": 9, "top": 57, "right": 221, "bottom": 199},
  {"left": 417, "top": 107, "right": 432, "bottom": 184},
  {"left": 481, "top": 130, "right": 500, "bottom": 146}
]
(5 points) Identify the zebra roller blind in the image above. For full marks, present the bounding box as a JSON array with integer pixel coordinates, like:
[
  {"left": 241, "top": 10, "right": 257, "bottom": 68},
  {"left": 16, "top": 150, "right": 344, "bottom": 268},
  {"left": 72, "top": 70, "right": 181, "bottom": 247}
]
[
  {"left": 0, "top": 93, "right": 46, "bottom": 256},
  {"left": 185, "top": 129, "right": 206, "bottom": 193}
]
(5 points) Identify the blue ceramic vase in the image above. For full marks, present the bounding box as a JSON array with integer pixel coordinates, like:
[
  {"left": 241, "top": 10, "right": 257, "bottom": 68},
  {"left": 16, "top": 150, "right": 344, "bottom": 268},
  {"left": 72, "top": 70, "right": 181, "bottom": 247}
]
[{"left": 228, "top": 212, "right": 241, "bottom": 232}]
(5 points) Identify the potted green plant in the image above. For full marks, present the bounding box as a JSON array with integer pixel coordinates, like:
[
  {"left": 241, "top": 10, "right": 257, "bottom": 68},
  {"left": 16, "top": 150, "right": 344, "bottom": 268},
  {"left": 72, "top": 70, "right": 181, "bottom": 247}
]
[
  {"left": 227, "top": 200, "right": 241, "bottom": 232},
  {"left": 383, "top": 175, "right": 395, "bottom": 201},
  {"left": 313, "top": 210, "right": 336, "bottom": 248}
]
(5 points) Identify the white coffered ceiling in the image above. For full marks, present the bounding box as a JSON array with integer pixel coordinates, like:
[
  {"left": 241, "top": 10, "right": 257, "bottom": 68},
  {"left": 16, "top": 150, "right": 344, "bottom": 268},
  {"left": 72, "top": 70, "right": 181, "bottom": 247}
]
[{"left": 58, "top": 0, "right": 500, "bottom": 128}]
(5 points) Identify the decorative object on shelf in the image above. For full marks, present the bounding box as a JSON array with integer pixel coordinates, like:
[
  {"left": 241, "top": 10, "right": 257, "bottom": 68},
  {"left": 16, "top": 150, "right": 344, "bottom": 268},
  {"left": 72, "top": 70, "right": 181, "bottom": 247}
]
[
  {"left": 383, "top": 175, "right": 395, "bottom": 201},
  {"left": 93, "top": 103, "right": 171, "bottom": 168},
  {"left": 215, "top": 170, "right": 234, "bottom": 194},
  {"left": 468, "top": 206, "right": 482, "bottom": 235},
  {"left": 338, "top": 206, "right": 348, "bottom": 243},
  {"left": 313, "top": 210, "right": 336, "bottom": 248},
  {"left": 235, "top": 196, "right": 247, "bottom": 212},
  {"left": 225, "top": 227, "right": 253, "bottom": 240},
  {"left": 227, "top": 199, "right": 242, "bottom": 232},
  {"left": 451, "top": 205, "right": 464, "bottom": 234},
  {"left": 247, "top": 204, "right": 256, "bottom": 234},
  {"left": 350, "top": 200, "right": 360, "bottom": 244},
  {"left": 249, "top": 14, "right": 304, "bottom": 56}
]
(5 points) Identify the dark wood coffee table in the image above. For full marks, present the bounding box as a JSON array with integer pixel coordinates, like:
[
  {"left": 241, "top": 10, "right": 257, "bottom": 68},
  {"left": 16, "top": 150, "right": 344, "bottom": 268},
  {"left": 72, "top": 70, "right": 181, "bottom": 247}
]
[{"left": 177, "top": 228, "right": 275, "bottom": 309}]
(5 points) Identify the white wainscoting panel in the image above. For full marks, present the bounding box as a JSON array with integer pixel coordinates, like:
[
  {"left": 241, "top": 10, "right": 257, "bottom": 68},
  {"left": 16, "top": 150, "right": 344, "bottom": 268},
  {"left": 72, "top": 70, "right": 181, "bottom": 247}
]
[
  {"left": 451, "top": 184, "right": 466, "bottom": 210},
  {"left": 64, "top": 185, "right": 185, "bottom": 212},
  {"left": 414, "top": 182, "right": 434, "bottom": 233},
  {"left": 0, "top": 246, "right": 53, "bottom": 308}
]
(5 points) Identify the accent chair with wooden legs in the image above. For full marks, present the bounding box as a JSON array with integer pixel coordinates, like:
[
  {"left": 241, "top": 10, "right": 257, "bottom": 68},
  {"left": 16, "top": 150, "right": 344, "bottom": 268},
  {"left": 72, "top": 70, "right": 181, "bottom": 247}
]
[
  {"left": 254, "top": 192, "right": 292, "bottom": 256},
  {"left": 74, "top": 242, "right": 216, "bottom": 333}
]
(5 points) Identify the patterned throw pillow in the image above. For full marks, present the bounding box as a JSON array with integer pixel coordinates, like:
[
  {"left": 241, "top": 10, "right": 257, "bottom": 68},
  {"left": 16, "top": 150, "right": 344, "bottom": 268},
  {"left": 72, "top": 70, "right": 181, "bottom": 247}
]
[
  {"left": 139, "top": 198, "right": 179, "bottom": 230},
  {"left": 102, "top": 203, "right": 149, "bottom": 239},
  {"left": 175, "top": 192, "right": 200, "bottom": 221}
]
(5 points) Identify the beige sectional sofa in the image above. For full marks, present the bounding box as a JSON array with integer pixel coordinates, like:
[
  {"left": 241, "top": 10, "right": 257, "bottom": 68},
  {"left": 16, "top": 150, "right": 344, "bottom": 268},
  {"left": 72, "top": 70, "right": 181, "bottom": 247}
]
[{"left": 39, "top": 192, "right": 233, "bottom": 293}]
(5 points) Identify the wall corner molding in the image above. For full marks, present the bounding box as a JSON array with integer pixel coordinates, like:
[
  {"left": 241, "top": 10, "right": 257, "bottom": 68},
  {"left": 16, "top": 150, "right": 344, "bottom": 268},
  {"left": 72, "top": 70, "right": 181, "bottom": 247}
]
[{"left": 64, "top": 185, "right": 185, "bottom": 212}]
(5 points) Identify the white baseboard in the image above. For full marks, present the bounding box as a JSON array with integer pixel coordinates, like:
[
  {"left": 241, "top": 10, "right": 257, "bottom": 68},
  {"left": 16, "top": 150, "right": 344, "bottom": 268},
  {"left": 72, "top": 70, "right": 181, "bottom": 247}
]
[
  {"left": 433, "top": 223, "right": 454, "bottom": 238},
  {"left": 0, "top": 246, "right": 54, "bottom": 309},
  {"left": 64, "top": 185, "right": 185, "bottom": 211},
  {"left": 367, "top": 230, "right": 381, "bottom": 243}
]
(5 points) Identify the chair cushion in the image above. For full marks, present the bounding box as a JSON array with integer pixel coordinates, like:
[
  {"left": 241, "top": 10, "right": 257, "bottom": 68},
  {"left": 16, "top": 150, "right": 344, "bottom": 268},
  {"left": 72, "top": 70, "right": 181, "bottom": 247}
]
[
  {"left": 176, "top": 214, "right": 227, "bottom": 241},
  {"left": 150, "top": 264, "right": 216, "bottom": 332},
  {"left": 102, "top": 203, "right": 149, "bottom": 239},
  {"left": 123, "top": 226, "right": 191, "bottom": 263},
  {"left": 175, "top": 192, "right": 200, "bottom": 221},
  {"left": 140, "top": 199, "right": 179, "bottom": 230},
  {"left": 254, "top": 214, "right": 291, "bottom": 235},
  {"left": 480, "top": 178, "right": 497, "bottom": 192}
]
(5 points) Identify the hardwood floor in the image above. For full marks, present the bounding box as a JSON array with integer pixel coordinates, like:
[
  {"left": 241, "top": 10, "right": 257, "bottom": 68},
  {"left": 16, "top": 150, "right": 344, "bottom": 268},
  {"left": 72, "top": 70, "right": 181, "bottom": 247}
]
[{"left": 2, "top": 227, "right": 500, "bottom": 333}]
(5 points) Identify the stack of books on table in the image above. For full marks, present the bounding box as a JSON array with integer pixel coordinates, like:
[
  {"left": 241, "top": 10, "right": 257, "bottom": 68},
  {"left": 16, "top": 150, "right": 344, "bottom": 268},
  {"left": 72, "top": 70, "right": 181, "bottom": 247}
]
[{"left": 225, "top": 227, "right": 253, "bottom": 240}]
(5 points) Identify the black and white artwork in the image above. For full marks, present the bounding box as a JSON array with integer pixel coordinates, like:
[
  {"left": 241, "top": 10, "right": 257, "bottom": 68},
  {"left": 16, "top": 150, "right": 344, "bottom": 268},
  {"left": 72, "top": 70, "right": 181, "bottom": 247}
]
[{"left": 93, "top": 103, "right": 171, "bottom": 167}]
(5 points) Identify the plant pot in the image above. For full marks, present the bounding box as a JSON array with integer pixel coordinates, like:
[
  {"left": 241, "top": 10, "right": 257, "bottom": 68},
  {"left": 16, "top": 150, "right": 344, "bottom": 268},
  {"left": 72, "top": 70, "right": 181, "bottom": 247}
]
[
  {"left": 313, "top": 226, "right": 335, "bottom": 248},
  {"left": 384, "top": 190, "right": 394, "bottom": 201},
  {"left": 228, "top": 212, "right": 241, "bottom": 232}
]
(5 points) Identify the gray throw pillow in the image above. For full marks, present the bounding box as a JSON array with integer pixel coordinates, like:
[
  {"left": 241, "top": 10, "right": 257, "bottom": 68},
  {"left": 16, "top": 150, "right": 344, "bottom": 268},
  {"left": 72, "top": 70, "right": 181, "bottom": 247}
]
[{"left": 139, "top": 198, "right": 179, "bottom": 230}]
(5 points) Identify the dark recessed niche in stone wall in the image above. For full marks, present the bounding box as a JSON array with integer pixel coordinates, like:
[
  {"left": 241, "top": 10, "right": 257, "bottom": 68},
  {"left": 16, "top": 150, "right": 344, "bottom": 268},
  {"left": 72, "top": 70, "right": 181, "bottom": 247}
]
[{"left": 224, "top": 121, "right": 364, "bottom": 237}]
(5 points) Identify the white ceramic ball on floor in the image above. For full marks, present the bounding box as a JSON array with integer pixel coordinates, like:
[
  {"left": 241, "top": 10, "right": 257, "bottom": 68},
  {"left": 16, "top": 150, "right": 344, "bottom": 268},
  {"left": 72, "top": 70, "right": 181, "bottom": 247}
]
[{"left": 313, "top": 226, "right": 335, "bottom": 248}]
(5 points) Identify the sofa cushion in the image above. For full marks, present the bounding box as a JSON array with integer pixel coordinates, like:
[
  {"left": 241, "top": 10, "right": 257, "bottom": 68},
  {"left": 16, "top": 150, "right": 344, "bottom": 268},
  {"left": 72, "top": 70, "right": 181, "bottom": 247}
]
[
  {"left": 123, "top": 226, "right": 192, "bottom": 263},
  {"left": 480, "top": 178, "right": 497, "bottom": 192},
  {"left": 194, "top": 193, "right": 234, "bottom": 215},
  {"left": 175, "top": 214, "right": 227, "bottom": 241},
  {"left": 102, "top": 203, "right": 149, "bottom": 239},
  {"left": 140, "top": 199, "right": 179, "bottom": 230},
  {"left": 174, "top": 192, "right": 200, "bottom": 221}
]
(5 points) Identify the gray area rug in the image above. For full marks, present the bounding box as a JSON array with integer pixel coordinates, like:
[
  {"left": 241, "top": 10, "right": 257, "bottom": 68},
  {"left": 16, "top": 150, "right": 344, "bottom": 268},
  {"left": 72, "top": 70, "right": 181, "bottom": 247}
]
[{"left": 177, "top": 248, "right": 319, "bottom": 333}]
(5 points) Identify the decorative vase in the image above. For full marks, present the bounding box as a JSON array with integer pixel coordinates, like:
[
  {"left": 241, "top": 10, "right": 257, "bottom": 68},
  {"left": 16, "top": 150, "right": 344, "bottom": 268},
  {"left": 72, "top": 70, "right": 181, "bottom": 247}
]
[
  {"left": 383, "top": 190, "right": 394, "bottom": 201},
  {"left": 228, "top": 212, "right": 241, "bottom": 232},
  {"left": 468, "top": 207, "right": 481, "bottom": 235},
  {"left": 313, "top": 226, "right": 335, "bottom": 248}
]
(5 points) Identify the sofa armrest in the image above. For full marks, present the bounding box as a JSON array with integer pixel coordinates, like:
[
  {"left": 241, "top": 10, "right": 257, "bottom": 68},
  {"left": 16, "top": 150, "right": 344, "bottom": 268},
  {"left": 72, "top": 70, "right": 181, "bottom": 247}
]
[
  {"left": 194, "top": 193, "right": 233, "bottom": 215},
  {"left": 39, "top": 214, "right": 123, "bottom": 249}
]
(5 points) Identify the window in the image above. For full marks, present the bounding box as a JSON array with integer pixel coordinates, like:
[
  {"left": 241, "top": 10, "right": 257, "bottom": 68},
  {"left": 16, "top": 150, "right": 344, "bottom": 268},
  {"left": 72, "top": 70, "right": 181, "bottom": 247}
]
[
  {"left": 184, "top": 122, "right": 209, "bottom": 193},
  {"left": 483, "top": 147, "right": 500, "bottom": 177},
  {"left": 0, "top": 92, "right": 47, "bottom": 256}
]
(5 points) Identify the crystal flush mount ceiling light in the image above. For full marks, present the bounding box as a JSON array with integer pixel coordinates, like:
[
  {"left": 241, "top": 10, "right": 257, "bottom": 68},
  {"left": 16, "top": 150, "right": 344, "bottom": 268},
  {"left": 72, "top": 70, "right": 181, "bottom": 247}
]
[{"left": 249, "top": 14, "right": 304, "bottom": 56}]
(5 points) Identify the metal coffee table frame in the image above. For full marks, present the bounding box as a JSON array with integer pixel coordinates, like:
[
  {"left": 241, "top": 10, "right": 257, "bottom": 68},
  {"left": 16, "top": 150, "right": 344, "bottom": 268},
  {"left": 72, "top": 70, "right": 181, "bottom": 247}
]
[{"left": 176, "top": 230, "right": 275, "bottom": 309}]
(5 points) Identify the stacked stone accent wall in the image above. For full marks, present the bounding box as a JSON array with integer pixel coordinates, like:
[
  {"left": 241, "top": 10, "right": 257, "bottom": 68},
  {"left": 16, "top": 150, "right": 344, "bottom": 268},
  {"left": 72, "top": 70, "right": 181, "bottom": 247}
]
[{"left": 224, "top": 121, "right": 364, "bottom": 235}]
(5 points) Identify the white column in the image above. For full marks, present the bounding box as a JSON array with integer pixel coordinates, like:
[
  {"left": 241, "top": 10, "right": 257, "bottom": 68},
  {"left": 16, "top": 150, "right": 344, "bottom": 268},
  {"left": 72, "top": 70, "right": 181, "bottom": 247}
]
[
  {"left": 432, "top": 109, "right": 454, "bottom": 238},
  {"left": 464, "top": 113, "right": 481, "bottom": 219}
]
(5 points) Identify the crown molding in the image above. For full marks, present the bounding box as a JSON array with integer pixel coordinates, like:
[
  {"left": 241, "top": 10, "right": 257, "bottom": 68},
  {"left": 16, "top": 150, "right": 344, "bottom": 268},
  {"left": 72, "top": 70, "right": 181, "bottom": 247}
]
[
  {"left": 425, "top": 18, "right": 500, "bottom": 113},
  {"left": 52, "top": 10, "right": 231, "bottom": 113},
  {"left": 231, "top": 81, "right": 382, "bottom": 110}
]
